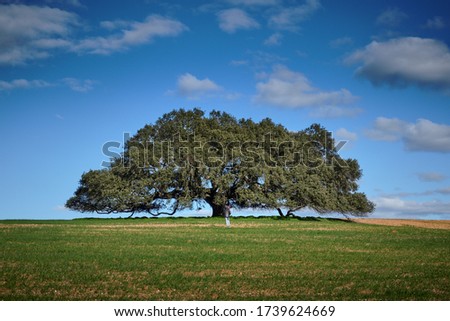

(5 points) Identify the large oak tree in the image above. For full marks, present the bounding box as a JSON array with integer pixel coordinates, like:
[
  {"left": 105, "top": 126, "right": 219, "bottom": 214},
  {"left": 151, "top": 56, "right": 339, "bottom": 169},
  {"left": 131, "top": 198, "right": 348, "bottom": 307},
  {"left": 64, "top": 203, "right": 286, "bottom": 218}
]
[{"left": 66, "top": 109, "right": 374, "bottom": 217}]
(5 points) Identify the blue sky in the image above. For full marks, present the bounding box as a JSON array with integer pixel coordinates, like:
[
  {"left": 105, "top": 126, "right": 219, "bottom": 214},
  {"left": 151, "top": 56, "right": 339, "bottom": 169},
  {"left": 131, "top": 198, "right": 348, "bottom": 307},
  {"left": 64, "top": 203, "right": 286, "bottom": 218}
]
[{"left": 1, "top": 0, "right": 449, "bottom": 220}]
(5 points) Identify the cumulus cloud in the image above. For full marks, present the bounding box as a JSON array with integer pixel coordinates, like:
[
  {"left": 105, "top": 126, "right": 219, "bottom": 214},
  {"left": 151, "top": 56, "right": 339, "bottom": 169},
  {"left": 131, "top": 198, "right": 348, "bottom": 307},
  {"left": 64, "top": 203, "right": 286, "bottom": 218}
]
[
  {"left": 254, "top": 65, "right": 357, "bottom": 109},
  {"left": 269, "top": 0, "right": 321, "bottom": 31},
  {"left": 346, "top": 37, "right": 450, "bottom": 92},
  {"left": 74, "top": 15, "right": 187, "bottom": 55},
  {"left": 366, "top": 117, "right": 450, "bottom": 153},
  {"left": 365, "top": 117, "right": 406, "bottom": 141},
  {"left": 176, "top": 73, "right": 222, "bottom": 99},
  {"left": 0, "top": 4, "right": 78, "bottom": 65},
  {"left": 333, "top": 128, "right": 357, "bottom": 150},
  {"left": 217, "top": 8, "right": 260, "bottom": 33},
  {"left": 404, "top": 119, "right": 450, "bottom": 152},
  {"left": 335, "top": 128, "right": 357, "bottom": 142},
  {"left": 0, "top": 79, "right": 52, "bottom": 91},
  {"left": 376, "top": 7, "right": 408, "bottom": 27},
  {"left": 416, "top": 172, "right": 447, "bottom": 182}
]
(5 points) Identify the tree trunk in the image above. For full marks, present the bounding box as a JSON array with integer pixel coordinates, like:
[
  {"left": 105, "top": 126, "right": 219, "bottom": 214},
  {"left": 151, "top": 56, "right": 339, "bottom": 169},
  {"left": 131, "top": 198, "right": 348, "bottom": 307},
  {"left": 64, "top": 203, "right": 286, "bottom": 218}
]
[
  {"left": 277, "top": 208, "right": 285, "bottom": 217},
  {"left": 205, "top": 189, "right": 226, "bottom": 217},
  {"left": 211, "top": 203, "right": 225, "bottom": 217}
]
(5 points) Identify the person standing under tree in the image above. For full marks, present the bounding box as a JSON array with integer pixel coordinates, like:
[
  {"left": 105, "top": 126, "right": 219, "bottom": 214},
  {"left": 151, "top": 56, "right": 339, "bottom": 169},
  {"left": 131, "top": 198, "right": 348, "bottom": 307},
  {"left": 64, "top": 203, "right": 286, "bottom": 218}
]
[{"left": 224, "top": 202, "right": 231, "bottom": 228}]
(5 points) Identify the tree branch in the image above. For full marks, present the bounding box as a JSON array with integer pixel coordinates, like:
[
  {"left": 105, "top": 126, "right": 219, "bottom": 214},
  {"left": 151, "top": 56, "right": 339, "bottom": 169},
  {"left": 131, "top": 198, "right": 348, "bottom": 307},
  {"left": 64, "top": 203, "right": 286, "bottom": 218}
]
[{"left": 147, "top": 201, "right": 179, "bottom": 216}]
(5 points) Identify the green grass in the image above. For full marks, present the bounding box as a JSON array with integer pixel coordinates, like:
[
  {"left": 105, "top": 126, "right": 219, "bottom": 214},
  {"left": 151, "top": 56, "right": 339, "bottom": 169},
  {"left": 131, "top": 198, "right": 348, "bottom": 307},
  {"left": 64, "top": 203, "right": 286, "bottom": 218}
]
[{"left": 1, "top": 217, "right": 449, "bottom": 300}]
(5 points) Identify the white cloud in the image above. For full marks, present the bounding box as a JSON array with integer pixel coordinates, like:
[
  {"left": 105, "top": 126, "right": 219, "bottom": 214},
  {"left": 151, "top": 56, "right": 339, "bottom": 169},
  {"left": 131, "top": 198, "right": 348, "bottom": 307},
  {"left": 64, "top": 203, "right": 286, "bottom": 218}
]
[
  {"left": 346, "top": 37, "right": 450, "bottom": 92},
  {"left": 247, "top": 50, "right": 287, "bottom": 69},
  {"left": 334, "top": 128, "right": 357, "bottom": 150},
  {"left": 269, "top": 0, "right": 321, "bottom": 31},
  {"left": 0, "top": 4, "right": 187, "bottom": 64},
  {"left": 254, "top": 65, "right": 357, "bottom": 109},
  {"left": 376, "top": 7, "right": 408, "bottom": 27},
  {"left": 381, "top": 187, "right": 450, "bottom": 198},
  {"left": 404, "top": 119, "right": 450, "bottom": 152},
  {"left": 99, "top": 19, "right": 132, "bottom": 31},
  {"left": 424, "top": 16, "right": 445, "bottom": 30},
  {"left": 0, "top": 4, "right": 78, "bottom": 65},
  {"left": 437, "top": 187, "right": 450, "bottom": 195},
  {"left": 30, "top": 38, "right": 72, "bottom": 50},
  {"left": 217, "top": 8, "right": 260, "bottom": 33},
  {"left": 0, "top": 77, "right": 97, "bottom": 92},
  {"left": 45, "top": 0, "right": 84, "bottom": 8},
  {"left": 330, "top": 36, "right": 353, "bottom": 49},
  {"left": 335, "top": 128, "right": 357, "bottom": 142},
  {"left": 226, "top": 0, "right": 279, "bottom": 5},
  {"left": 366, "top": 117, "right": 450, "bottom": 153},
  {"left": 62, "top": 78, "right": 96, "bottom": 92},
  {"left": 416, "top": 172, "right": 447, "bottom": 182},
  {"left": 365, "top": 117, "right": 407, "bottom": 141},
  {"left": 264, "top": 33, "right": 282, "bottom": 46},
  {"left": 309, "top": 106, "right": 362, "bottom": 118},
  {"left": 230, "top": 59, "right": 249, "bottom": 66},
  {"left": 74, "top": 15, "right": 187, "bottom": 55},
  {"left": 176, "top": 73, "right": 222, "bottom": 99},
  {"left": 0, "top": 79, "right": 51, "bottom": 91},
  {"left": 224, "top": 92, "right": 242, "bottom": 100},
  {"left": 374, "top": 197, "right": 450, "bottom": 217}
]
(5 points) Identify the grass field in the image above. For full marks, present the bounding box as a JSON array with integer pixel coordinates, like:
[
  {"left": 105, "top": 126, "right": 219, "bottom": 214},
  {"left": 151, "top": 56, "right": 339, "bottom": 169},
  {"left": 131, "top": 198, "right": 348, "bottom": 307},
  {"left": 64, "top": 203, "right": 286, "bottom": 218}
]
[{"left": 1, "top": 217, "right": 449, "bottom": 300}]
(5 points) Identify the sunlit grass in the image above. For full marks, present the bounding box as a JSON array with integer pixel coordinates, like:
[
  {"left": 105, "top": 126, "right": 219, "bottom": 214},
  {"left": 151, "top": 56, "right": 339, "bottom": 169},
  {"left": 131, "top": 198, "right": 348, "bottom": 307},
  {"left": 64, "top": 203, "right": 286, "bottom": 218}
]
[{"left": 1, "top": 217, "right": 449, "bottom": 300}]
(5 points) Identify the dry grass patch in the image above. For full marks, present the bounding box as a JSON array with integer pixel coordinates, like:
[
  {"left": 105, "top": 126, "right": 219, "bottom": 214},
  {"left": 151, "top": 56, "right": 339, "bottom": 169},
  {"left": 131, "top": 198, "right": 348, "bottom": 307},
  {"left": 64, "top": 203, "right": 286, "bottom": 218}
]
[{"left": 354, "top": 218, "right": 450, "bottom": 230}]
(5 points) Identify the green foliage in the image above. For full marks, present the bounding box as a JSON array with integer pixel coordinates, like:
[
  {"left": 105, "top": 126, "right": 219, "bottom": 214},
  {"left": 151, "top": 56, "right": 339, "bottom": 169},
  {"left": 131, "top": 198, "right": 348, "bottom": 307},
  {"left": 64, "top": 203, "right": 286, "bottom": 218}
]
[{"left": 66, "top": 108, "right": 374, "bottom": 217}]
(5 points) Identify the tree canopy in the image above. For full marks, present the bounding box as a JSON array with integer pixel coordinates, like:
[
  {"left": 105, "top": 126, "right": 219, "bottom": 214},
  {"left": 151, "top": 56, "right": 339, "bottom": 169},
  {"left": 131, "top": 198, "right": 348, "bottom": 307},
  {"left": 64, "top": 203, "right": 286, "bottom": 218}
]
[{"left": 66, "top": 108, "right": 375, "bottom": 217}]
